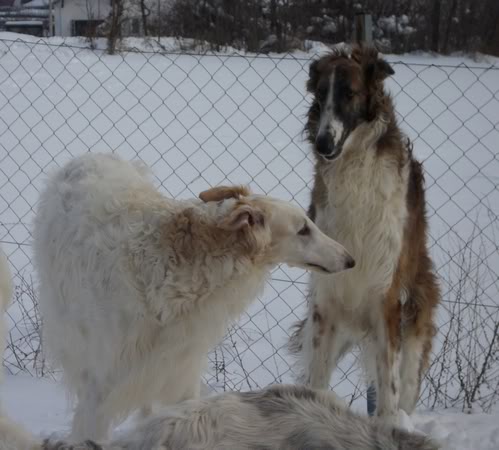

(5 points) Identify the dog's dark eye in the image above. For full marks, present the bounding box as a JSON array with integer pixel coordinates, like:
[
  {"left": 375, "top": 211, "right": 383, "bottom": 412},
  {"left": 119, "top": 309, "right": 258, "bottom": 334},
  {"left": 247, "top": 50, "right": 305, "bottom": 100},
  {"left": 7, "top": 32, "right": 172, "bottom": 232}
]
[
  {"left": 298, "top": 224, "right": 310, "bottom": 236},
  {"left": 317, "top": 86, "right": 328, "bottom": 102},
  {"left": 344, "top": 88, "right": 354, "bottom": 99}
]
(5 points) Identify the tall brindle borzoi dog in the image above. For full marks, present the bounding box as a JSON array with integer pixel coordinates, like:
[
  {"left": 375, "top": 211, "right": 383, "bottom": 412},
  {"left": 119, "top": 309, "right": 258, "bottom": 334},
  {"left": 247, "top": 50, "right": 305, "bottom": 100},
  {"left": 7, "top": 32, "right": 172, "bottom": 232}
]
[
  {"left": 33, "top": 153, "right": 354, "bottom": 442},
  {"left": 290, "top": 45, "right": 440, "bottom": 423}
]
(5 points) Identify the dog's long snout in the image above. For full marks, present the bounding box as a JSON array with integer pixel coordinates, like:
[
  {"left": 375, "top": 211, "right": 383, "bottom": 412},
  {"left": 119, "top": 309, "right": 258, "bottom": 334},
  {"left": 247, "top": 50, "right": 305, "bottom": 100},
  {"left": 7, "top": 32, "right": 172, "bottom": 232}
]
[
  {"left": 314, "top": 237, "right": 355, "bottom": 275},
  {"left": 315, "top": 132, "right": 336, "bottom": 157}
]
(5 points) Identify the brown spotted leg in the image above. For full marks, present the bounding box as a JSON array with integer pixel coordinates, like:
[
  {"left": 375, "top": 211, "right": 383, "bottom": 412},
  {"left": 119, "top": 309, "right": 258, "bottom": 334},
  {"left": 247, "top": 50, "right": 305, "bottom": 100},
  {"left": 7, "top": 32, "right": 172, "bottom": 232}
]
[
  {"left": 375, "top": 287, "right": 402, "bottom": 419},
  {"left": 399, "top": 316, "right": 436, "bottom": 412},
  {"left": 399, "top": 332, "right": 426, "bottom": 414},
  {"left": 300, "top": 302, "right": 353, "bottom": 389},
  {"left": 399, "top": 278, "right": 438, "bottom": 414}
]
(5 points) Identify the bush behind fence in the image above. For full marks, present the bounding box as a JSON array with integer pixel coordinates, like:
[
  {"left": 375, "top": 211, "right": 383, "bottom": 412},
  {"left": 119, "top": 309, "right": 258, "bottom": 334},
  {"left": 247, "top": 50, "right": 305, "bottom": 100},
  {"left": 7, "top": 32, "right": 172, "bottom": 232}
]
[{"left": 1, "top": 37, "right": 498, "bottom": 412}]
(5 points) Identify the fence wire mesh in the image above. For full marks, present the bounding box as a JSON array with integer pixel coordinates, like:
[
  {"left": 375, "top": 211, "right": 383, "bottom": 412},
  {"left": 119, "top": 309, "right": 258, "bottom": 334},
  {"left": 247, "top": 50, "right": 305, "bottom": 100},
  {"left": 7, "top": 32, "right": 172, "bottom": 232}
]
[{"left": 1, "top": 38, "right": 498, "bottom": 412}]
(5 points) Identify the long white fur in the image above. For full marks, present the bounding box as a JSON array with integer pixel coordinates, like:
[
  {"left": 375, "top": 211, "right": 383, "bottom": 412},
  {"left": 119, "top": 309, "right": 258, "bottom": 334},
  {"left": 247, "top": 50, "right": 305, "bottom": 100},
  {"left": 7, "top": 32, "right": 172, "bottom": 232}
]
[{"left": 33, "top": 153, "right": 352, "bottom": 442}]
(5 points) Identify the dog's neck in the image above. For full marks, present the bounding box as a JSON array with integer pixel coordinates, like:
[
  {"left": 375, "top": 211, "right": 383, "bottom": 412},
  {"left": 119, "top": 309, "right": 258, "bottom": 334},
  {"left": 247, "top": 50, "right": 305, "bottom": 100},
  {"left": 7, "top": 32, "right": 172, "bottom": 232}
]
[{"left": 126, "top": 203, "right": 274, "bottom": 322}]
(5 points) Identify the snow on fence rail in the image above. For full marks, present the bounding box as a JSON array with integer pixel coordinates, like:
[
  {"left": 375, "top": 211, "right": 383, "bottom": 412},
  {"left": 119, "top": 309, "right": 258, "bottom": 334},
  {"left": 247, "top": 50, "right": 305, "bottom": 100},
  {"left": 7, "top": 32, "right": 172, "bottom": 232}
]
[{"left": 1, "top": 37, "right": 498, "bottom": 412}]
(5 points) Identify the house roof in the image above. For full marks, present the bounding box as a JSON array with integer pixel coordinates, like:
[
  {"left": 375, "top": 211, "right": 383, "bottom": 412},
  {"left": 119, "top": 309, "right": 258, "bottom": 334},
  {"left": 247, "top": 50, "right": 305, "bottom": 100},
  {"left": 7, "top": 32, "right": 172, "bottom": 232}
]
[
  {"left": 5, "top": 19, "right": 43, "bottom": 25},
  {"left": 21, "top": 0, "right": 48, "bottom": 6},
  {"left": 0, "top": 0, "right": 16, "bottom": 7}
]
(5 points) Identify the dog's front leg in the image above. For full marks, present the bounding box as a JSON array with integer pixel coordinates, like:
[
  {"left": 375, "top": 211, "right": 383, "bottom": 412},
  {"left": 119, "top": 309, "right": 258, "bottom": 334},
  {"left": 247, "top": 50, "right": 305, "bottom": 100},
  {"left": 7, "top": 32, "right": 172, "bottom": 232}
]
[
  {"left": 300, "top": 301, "right": 352, "bottom": 390},
  {"left": 375, "top": 288, "right": 402, "bottom": 420},
  {"left": 70, "top": 388, "right": 112, "bottom": 443}
]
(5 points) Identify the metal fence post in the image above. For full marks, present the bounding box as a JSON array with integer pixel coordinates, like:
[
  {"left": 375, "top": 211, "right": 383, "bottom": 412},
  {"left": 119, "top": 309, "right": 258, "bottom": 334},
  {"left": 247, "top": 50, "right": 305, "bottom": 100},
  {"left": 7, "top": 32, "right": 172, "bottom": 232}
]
[
  {"left": 48, "top": 0, "right": 53, "bottom": 37},
  {"left": 355, "top": 12, "right": 373, "bottom": 45}
]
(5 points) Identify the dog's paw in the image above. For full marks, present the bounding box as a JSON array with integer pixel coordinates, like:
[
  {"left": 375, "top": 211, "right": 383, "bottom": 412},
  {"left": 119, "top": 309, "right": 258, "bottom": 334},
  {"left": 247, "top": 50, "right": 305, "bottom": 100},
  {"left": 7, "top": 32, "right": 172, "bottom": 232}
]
[
  {"left": 380, "top": 409, "right": 415, "bottom": 432},
  {"left": 396, "top": 409, "right": 415, "bottom": 432}
]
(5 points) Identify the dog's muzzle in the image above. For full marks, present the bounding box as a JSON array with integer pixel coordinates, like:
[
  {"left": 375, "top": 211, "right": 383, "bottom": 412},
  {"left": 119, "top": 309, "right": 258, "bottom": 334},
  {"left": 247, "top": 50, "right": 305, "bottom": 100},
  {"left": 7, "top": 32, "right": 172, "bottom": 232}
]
[{"left": 315, "top": 133, "right": 341, "bottom": 160}]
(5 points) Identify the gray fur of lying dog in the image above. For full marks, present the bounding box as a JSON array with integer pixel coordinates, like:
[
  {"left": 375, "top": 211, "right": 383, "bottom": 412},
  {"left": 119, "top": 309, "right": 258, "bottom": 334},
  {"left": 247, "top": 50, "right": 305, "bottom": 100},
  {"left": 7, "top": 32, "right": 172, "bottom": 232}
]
[{"left": 37, "top": 384, "right": 439, "bottom": 450}]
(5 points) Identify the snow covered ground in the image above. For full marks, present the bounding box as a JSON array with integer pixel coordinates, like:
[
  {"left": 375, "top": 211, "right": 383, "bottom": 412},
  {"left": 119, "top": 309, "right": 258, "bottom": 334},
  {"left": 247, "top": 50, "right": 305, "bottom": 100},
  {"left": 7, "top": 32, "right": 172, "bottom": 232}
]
[
  {"left": 2, "top": 374, "right": 499, "bottom": 449},
  {"left": 0, "top": 32, "right": 498, "bottom": 447}
]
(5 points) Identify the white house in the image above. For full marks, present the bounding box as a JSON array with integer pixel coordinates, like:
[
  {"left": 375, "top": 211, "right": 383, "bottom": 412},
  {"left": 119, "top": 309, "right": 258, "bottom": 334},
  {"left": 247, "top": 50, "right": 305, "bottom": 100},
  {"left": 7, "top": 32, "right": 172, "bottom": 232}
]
[
  {"left": 53, "top": 0, "right": 111, "bottom": 36},
  {"left": 1, "top": 0, "right": 49, "bottom": 35}
]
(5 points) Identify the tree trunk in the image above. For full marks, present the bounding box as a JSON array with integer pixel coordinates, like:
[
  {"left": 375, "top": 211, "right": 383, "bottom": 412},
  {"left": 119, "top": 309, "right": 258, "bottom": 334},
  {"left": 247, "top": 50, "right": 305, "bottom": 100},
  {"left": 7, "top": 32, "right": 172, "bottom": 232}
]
[
  {"left": 140, "top": 0, "right": 149, "bottom": 36},
  {"left": 107, "top": 0, "right": 123, "bottom": 55},
  {"left": 443, "top": 0, "right": 458, "bottom": 54},
  {"left": 484, "top": 0, "right": 499, "bottom": 53},
  {"left": 431, "top": 0, "right": 441, "bottom": 53},
  {"left": 269, "top": 0, "right": 282, "bottom": 48}
]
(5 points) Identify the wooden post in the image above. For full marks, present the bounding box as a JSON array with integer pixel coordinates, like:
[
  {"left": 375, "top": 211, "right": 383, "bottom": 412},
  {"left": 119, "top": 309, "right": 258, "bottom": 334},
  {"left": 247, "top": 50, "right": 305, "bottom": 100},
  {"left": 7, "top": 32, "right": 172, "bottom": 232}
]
[
  {"left": 157, "top": 0, "right": 160, "bottom": 44},
  {"left": 355, "top": 13, "right": 373, "bottom": 45},
  {"left": 48, "top": 0, "right": 53, "bottom": 36}
]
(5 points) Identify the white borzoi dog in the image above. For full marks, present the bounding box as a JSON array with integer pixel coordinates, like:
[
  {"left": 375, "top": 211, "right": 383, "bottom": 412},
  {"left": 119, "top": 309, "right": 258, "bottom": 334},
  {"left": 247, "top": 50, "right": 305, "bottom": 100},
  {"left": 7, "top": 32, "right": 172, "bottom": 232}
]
[
  {"left": 1, "top": 385, "right": 439, "bottom": 450},
  {"left": 33, "top": 152, "right": 354, "bottom": 442},
  {"left": 290, "top": 45, "right": 441, "bottom": 424}
]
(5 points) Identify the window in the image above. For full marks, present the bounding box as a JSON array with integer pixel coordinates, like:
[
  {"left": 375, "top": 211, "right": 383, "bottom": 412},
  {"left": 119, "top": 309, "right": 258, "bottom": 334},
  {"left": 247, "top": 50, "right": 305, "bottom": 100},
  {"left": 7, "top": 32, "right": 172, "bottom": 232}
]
[
  {"left": 131, "top": 18, "right": 140, "bottom": 35},
  {"left": 71, "top": 20, "right": 104, "bottom": 37}
]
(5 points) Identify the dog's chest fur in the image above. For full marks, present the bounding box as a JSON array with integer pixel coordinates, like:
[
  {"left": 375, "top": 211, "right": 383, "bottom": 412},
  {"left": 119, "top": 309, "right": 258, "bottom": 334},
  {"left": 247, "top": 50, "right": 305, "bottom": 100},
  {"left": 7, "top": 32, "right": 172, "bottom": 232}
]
[{"left": 313, "top": 144, "right": 409, "bottom": 316}]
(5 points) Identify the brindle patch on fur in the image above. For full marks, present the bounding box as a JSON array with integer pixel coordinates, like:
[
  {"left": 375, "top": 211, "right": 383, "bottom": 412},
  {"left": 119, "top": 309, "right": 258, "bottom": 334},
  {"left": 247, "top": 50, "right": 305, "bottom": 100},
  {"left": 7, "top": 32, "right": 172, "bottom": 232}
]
[
  {"left": 240, "top": 385, "right": 319, "bottom": 418},
  {"left": 313, "top": 304, "right": 327, "bottom": 335},
  {"left": 283, "top": 429, "right": 337, "bottom": 450},
  {"left": 288, "top": 318, "right": 306, "bottom": 353}
]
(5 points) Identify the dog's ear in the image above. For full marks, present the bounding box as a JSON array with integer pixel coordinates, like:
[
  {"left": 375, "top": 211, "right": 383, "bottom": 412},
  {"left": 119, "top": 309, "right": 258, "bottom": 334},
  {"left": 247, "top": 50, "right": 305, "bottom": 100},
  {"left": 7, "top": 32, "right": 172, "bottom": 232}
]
[
  {"left": 353, "top": 44, "right": 394, "bottom": 82},
  {"left": 219, "top": 203, "right": 265, "bottom": 231},
  {"left": 365, "top": 58, "right": 394, "bottom": 83},
  {"left": 364, "top": 54, "right": 394, "bottom": 121},
  {"left": 199, "top": 185, "right": 251, "bottom": 203},
  {"left": 377, "top": 59, "right": 395, "bottom": 78},
  {"left": 306, "top": 58, "right": 321, "bottom": 93}
]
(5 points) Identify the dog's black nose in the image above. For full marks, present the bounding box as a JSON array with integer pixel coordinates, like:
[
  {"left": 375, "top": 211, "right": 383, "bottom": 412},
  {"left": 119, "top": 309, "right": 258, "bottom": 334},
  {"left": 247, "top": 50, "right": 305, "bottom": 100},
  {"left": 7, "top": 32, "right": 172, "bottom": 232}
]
[
  {"left": 345, "top": 256, "right": 355, "bottom": 269},
  {"left": 315, "top": 133, "right": 335, "bottom": 156}
]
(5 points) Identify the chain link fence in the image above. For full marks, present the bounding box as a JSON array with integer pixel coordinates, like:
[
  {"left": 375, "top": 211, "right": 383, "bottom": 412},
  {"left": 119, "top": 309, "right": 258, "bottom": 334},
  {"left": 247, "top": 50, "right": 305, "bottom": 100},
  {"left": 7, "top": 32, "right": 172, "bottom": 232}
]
[{"left": 1, "top": 37, "right": 498, "bottom": 412}]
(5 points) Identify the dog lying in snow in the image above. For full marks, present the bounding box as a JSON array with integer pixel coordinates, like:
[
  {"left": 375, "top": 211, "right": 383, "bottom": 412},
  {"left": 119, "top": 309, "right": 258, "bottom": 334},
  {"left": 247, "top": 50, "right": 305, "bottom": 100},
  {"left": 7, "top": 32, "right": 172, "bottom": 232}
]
[
  {"left": 32, "top": 153, "right": 354, "bottom": 442},
  {"left": 0, "top": 384, "right": 439, "bottom": 450}
]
